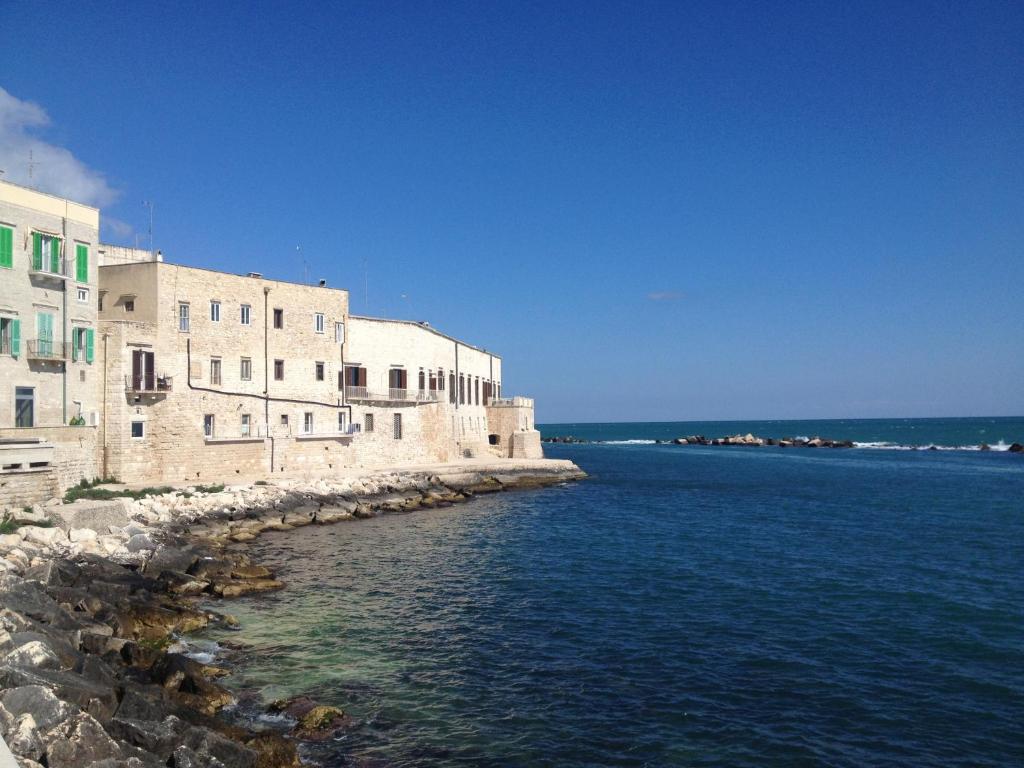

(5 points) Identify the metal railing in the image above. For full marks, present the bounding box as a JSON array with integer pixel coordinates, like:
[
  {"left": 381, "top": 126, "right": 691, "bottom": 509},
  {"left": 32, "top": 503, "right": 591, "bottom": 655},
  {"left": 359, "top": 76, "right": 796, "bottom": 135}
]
[
  {"left": 26, "top": 339, "right": 70, "bottom": 361},
  {"left": 125, "top": 375, "right": 173, "bottom": 393},
  {"left": 29, "top": 256, "right": 67, "bottom": 278},
  {"left": 345, "top": 386, "right": 440, "bottom": 404}
]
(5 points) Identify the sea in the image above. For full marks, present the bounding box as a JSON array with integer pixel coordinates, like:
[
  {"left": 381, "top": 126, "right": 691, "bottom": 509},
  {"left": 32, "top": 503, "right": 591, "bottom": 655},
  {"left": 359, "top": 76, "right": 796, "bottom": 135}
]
[{"left": 198, "top": 417, "right": 1024, "bottom": 767}]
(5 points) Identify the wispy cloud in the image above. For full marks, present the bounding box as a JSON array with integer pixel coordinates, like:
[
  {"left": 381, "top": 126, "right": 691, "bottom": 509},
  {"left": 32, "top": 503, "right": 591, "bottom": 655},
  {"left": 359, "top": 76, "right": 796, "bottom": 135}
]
[
  {"left": 647, "top": 291, "right": 683, "bottom": 302},
  {"left": 0, "top": 86, "right": 118, "bottom": 207},
  {"left": 103, "top": 216, "right": 135, "bottom": 240}
]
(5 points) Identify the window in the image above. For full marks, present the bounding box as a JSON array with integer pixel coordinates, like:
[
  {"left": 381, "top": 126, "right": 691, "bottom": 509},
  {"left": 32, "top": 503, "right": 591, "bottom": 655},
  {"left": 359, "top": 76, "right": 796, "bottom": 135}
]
[
  {"left": 77, "top": 287, "right": 89, "bottom": 303},
  {"left": 303, "top": 412, "right": 313, "bottom": 434},
  {"left": 365, "top": 413, "right": 374, "bottom": 433},
  {"left": 124, "top": 299, "right": 135, "bottom": 313},
  {"left": 438, "top": 369, "right": 445, "bottom": 390},
  {"left": 449, "top": 373, "right": 456, "bottom": 403},
  {"left": 31, "top": 233, "right": 61, "bottom": 273},
  {"left": 0, "top": 317, "right": 18, "bottom": 357},
  {"left": 389, "top": 368, "right": 407, "bottom": 392},
  {"left": 280, "top": 414, "right": 289, "bottom": 426},
  {"left": 334, "top": 321, "right": 345, "bottom": 343},
  {"left": 459, "top": 375, "right": 465, "bottom": 404},
  {"left": 131, "top": 421, "right": 145, "bottom": 439},
  {"left": 337, "top": 371, "right": 344, "bottom": 391},
  {"left": 0, "top": 225, "right": 12, "bottom": 269},
  {"left": 240, "top": 357, "right": 252, "bottom": 381},
  {"left": 338, "top": 412, "right": 347, "bottom": 433},
  {"left": 210, "top": 358, "right": 222, "bottom": 385},
  {"left": 418, "top": 369, "right": 425, "bottom": 392},
  {"left": 241, "top": 414, "right": 251, "bottom": 437},
  {"left": 98, "top": 294, "right": 103, "bottom": 311},
  {"left": 393, "top": 413, "right": 403, "bottom": 440},
  {"left": 75, "top": 243, "right": 89, "bottom": 283},
  {"left": 240, "top": 304, "right": 251, "bottom": 325},
  {"left": 203, "top": 414, "right": 215, "bottom": 438},
  {"left": 273, "top": 308, "right": 283, "bottom": 329},
  {"left": 15, "top": 387, "right": 34, "bottom": 428},
  {"left": 178, "top": 303, "right": 190, "bottom": 332},
  {"left": 315, "top": 362, "right": 325, "bottom": 381},
  {"left": 314, "top": 313, "right": 325, "bottom": 334},
  {"left": 210, "top": 301, "right": 221, "bottom": 322},
  {"left": 475, "top": 378, "right": 480, "bottom": 405},
  {"left": 72, "top": 328, "right": 86, "bottom": 361},
  {"left": 35, "top": 312, "right": 54, "bottom": 357},
  {"left": 274, "top": 359, "right": 284, "bottom": 380}
]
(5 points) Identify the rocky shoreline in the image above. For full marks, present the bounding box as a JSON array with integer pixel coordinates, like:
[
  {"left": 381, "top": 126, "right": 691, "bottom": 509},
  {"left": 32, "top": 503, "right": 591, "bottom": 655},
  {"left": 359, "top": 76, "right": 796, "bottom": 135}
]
[
  {"left": 0, "top": 460, "right": 586, "bottom": 767},
  {"left": 543, "top": 434, "right": 1024, "bottom": 451}
]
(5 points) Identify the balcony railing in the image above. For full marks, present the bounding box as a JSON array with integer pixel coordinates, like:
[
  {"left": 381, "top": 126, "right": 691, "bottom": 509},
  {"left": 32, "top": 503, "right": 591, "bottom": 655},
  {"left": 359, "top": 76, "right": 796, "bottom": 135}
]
[
  {"left": 125, "top": 375, "right": 174, "bottom": 393},
  {"left": 29, "top": 256, "right": 68, "bottom": 280},
  {"left": 26, "top": 339, "right": 70, "bottom": 362},
  {"left": 345, "top": 386, "right": 441, "bottom": 404}
]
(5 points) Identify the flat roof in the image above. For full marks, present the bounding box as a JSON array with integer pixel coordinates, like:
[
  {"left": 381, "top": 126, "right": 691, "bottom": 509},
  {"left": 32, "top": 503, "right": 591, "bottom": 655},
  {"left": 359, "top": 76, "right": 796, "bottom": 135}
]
[
  {"left": 350, "top": 315, "right": 500, "bottom": 359},
  {"left": 99, "top": 258, "right": 349, "bottom": 295},
  {"left": 0, "top": 179, "right": 100, "bottom": 228}
]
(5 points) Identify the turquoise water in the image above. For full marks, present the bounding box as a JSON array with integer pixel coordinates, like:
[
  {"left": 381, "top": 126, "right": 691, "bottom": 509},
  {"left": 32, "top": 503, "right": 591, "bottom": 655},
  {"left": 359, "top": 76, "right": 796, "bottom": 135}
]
[{"left": 208, "top": 418, "right": 1024, "bottom": 766}]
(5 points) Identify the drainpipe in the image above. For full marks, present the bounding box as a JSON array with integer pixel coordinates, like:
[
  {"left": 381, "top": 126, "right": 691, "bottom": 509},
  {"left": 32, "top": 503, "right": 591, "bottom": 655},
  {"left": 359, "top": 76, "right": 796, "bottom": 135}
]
[
  {"left": 264, "top": 286, "right": 272, "bottom": 472},
  {"left": 102, "top": 331, "right": 108, "bottom": 477},
  {"left": 61, "top": 212, "right": 68, "bottom": 424}
]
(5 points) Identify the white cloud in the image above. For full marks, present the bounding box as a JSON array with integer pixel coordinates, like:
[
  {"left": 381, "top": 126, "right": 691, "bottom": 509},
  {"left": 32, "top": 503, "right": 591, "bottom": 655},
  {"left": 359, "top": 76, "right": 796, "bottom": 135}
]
[
  {"left": 647, "top": 291, "right": 682, "bottom": 301},
  {"left": 0, "top": 86, "right": 118, "bottom": 207},
  {"left": 103, "top": 216, "right": 135, "bottom": 240}
]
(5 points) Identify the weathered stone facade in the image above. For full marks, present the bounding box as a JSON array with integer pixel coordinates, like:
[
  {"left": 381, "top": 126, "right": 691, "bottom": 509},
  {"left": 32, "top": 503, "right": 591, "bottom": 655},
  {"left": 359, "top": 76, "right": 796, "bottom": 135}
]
[{"left": 1, "top": 181, "right": 545, "bottom": 493}]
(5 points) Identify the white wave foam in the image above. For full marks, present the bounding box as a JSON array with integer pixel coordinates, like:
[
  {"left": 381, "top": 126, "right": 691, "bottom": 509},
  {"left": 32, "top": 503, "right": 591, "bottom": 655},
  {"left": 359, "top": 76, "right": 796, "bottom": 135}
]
[
  {"left": 853, "top": 441, "right": 1014, "bottom": 452},
  {"left": 601, "top": 439, "right": 658, "bottom": 445}
]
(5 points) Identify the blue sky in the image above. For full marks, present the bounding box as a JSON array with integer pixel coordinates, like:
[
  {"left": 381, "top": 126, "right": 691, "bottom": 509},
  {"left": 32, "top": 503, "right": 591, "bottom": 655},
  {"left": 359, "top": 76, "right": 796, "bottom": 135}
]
[{"left": 2, "top": 1, "right": 1021, "bottom": 422}]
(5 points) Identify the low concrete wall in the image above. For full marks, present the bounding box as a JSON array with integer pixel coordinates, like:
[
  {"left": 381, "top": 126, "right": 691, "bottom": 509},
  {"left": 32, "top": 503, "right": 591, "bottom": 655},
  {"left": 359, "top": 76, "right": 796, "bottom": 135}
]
[
  {"left": 0, "top": 426, "right": 100, "bottom": 492},
  {"left": 0, "top": 467, "right": 60, "bottom": 508}
]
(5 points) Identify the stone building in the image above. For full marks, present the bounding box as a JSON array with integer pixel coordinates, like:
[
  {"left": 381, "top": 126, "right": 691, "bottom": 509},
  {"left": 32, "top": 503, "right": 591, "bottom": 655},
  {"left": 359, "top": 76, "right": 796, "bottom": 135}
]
[
  {"left": 0, "top": 181, "right": 102, "bottom": 503},
  {"left": 96, "top": 260, "right": 542, "bottom": 484},
  {"left": 1, "top": 180, "right": 543, "bottom": 497}
]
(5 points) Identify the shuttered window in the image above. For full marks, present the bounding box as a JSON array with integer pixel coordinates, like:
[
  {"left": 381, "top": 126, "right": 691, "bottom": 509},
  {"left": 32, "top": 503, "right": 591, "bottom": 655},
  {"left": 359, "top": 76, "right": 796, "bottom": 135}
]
[
  {"left": 76, "top": 244, "right": 89, "bottom": 282},
  {"left": 0, "top": 226, "right": 12, "bottom": 268},
  {"left": 393, "top": 413, "right": 402, "bottom": 440}
]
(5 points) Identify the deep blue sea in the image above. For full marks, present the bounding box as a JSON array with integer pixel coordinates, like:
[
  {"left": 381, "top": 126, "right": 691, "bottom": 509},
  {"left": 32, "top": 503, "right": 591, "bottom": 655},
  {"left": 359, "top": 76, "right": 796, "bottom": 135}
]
[{"left": 204, "top": 418, "right": 1024, "bottom": 767}]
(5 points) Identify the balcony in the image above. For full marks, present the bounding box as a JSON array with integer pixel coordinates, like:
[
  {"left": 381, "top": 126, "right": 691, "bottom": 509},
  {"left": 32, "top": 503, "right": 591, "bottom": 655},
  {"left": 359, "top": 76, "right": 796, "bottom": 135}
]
[
  {"left": 345, "top": 386, "right": 441, "bottom": 404},
  {"left": 26, "top": 340, "right": 70, "bottom": 362},
  {"left": 29, "top": 256, "right": 69, "bottom": 282},
  {"left": 125, "top": 375, "right": 173, "bottom": 394}
]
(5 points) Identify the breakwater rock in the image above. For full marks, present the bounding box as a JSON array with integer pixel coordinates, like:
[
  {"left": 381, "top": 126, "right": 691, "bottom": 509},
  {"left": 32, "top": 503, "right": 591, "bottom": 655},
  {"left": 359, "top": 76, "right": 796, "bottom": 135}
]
[
  {"left": 670, "top": 433, "right": 856, "bottom": 448},
  {"left": 0, "top": 460, "right": 586, "bottom": 766}
]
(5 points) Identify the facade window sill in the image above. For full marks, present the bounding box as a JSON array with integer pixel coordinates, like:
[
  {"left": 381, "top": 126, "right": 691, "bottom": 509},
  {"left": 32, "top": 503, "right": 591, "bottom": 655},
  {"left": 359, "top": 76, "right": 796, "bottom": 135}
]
[
  {"left": 294, "top": 432, "right": 355, "bottom": 441},
  {"left": 203, "top": 436, "right": 266, "bottom": 444}
]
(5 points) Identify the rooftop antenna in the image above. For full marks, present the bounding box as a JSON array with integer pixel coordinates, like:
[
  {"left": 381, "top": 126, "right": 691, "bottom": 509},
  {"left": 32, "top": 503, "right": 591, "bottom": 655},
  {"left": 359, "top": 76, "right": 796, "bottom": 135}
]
[
  {"left": 27, "top": 150, "right": 39, "bottom": 187},
  {"left": 142, "top": 200, "right": 154, "bottom": 254},
  {"left": 297, "top": 245, "right": 308, "bottom": 285}
]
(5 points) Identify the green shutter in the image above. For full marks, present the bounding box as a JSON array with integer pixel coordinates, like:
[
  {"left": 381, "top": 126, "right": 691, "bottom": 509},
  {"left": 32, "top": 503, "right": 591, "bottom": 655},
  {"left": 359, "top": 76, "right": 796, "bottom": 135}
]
[
  {"left": 32, "top": 233, "right": 42, "bottom": 270},
  {"left": 50, "top": 237, "right": 60, "bottom": 273},
  {"left": 0, "top": 227, "right": 12, "bottom": 268},
  {"left": 10, "top": 319, "right": 19, "bottom": 357},
  {"left": 76, "top": 244, "right": 89, "bottom": 282},
  {"left": 71, "top": 329, "right": 79, "bottom": 362},
  {"left": 86, "top": 329, "right": 94, "bottom": 364}
]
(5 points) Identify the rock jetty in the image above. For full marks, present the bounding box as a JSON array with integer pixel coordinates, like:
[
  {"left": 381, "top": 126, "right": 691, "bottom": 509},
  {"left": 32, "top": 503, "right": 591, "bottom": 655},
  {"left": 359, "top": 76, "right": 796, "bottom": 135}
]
[
  {"left": 669, "top": 433, "right": 856, "bottom": 448},
  {"left": 0, "top": 460, "right": 586, "bottom": 766}
]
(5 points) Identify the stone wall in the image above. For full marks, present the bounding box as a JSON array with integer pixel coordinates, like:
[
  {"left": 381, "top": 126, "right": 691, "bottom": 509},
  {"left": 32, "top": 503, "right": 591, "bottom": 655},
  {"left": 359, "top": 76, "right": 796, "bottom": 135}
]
[
  {"left": 0, "top": 467, "right": 59, "bottom": 508},
  {"left": 0, "top": 425, "right": 100, "bottom": 490},
  {"left": 485, "top": 400, "right": 542, "bottom": 459}
]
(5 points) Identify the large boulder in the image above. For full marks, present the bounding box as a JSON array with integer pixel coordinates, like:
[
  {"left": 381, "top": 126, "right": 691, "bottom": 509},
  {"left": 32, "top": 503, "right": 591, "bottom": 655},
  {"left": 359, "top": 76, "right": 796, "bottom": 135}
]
[
  {"left": 42, "top": 711, "right": 125, "bottom": 767},
  {"left": 1009, "top": 443, "right": 1024, "bottom": 453},
  {"left": 2, "top": 641, "right": 61, "bottom": 670},
  {"left": 0, "top": 685, "right": 78, "bottom": 732},
  {"left": 50, "top": 499, "right": 131, "bottom": 533}
]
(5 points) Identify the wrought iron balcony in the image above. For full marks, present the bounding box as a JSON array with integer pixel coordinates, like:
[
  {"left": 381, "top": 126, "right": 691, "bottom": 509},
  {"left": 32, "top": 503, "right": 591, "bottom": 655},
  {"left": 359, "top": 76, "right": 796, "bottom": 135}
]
[
  {"left": 29, "top": 256, "right": 68, "bottom": 280},
  {"left": 125, "top": 374, "right": 174, "bottom": 393},
  {"left": 26, "top": 340, "right": 70, "bottom": 362},
  {"left": 345, "top": 386, "right": 440, "bottom": 404}
]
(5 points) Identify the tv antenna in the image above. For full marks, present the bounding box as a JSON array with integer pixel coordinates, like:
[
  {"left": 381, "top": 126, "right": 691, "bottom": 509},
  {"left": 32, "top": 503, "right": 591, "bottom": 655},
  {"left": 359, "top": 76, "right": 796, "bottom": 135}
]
[
  {"left": 142, "top": 200, "right": 155, "bottom": 253},
  {"left": 27, "top": 150, "right": 40, "bottom": 186}
]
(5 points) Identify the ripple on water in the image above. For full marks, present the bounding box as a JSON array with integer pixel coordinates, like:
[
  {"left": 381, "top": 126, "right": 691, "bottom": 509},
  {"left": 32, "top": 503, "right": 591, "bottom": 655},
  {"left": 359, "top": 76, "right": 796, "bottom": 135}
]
[{"left": 202, "top": 445, "right": 1024, "bottom": 767}]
